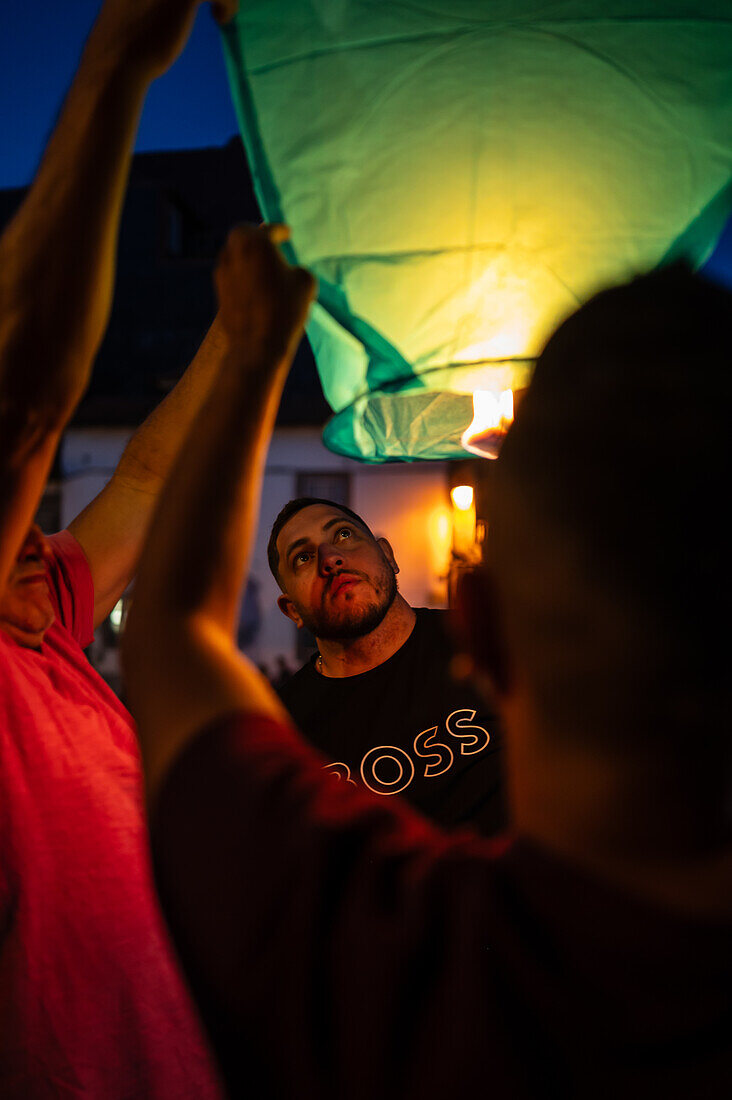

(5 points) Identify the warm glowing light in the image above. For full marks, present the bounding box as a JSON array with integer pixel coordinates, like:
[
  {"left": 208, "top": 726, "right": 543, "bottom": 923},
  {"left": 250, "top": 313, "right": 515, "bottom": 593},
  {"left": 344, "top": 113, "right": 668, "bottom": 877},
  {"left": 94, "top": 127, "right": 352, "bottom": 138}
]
[
  {"left": 436, "top": 512, "right": 451, "bottom": 542},
  {"left": 461, "top": 388, "right": 514, "bottom": 459},
  {"left": 109, "top": 599, "right": 124, "bottom": 633},
  {"left": 450, "top": 485, "right": 474, "bottom": 511},
  {"left": 426, "top": 504, "right": 452, "bottom": 603},
  {"left": 427, "top": 505, "right": 452, "bottom": 567},
  {"left": 450, "top": 486, "right": 478, "bottom": 560},
  {"left": 455, "top": 312, "right": 533, "bottom": 364}
]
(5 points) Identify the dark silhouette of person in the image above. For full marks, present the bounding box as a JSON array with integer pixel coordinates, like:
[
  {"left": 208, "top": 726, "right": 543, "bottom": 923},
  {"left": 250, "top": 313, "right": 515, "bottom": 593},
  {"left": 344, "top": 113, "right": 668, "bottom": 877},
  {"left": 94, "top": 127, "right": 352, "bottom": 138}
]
[{"left": 124, "top": 236, "right": 732, "bottom": 1100}]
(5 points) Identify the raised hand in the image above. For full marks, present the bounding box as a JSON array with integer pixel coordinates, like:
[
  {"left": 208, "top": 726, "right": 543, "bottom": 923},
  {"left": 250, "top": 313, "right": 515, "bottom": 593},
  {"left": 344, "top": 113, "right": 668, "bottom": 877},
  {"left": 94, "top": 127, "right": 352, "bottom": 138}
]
[
  {"left": 214, "top": 223, "right": 317, "bottom": 365},
  {"left": 90, "top": 0, "right": 239, "bottom": 82}
]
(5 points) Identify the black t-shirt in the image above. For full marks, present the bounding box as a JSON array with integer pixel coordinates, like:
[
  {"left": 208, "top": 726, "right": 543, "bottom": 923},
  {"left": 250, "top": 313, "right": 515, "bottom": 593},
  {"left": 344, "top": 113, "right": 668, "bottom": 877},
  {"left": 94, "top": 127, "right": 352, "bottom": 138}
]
[{"left": 278, "top": 608, "right": 505, "bottom": 835}]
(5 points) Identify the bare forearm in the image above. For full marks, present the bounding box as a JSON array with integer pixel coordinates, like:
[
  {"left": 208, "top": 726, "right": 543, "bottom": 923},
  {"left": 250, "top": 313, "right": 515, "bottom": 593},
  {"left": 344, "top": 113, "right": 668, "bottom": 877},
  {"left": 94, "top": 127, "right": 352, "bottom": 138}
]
[
  {"left": 67, "top": 315, "right": 231, "bottom": 627},
  {"left": 123, "top": 223, "right": 313, "bottom": 795},
  {"left": 127, "top": 223, "right": 314, "bottom": 634},
  {"left": 0, "top": 28, "right": 151, "bottom": 432},
  {"left": 124, "top": 347, "right": 291, "bottom": 793},
  {"left": 133, "top": 347, "right": 287, "bottom": 633}
]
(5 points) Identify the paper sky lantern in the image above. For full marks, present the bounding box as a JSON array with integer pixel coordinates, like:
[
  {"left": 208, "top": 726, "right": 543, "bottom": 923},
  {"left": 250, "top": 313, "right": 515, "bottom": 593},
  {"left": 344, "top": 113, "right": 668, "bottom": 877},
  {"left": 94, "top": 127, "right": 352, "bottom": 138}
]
[{"left": 221, "top": 2, "right": 732, "bottom": 462}]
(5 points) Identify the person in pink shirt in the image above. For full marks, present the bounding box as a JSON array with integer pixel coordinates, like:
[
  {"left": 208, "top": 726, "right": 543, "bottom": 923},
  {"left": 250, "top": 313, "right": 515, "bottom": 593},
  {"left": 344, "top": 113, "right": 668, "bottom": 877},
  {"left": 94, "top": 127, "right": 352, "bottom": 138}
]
[
  {"left": 0, "top": 0, "right": 237, "bottom": 1095},
  {"left": 124, "top": 227, "right": 732, "bottom": 1098}
]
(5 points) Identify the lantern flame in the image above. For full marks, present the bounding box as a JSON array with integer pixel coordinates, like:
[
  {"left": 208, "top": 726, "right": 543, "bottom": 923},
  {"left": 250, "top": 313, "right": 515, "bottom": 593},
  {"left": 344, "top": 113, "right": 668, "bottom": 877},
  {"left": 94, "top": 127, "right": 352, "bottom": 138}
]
[
  {"left": 461, "top": 389, "right": 514, "bottom": 459},
  {"left": 450, "top": 485, "right": 474, "bottom": 511}
]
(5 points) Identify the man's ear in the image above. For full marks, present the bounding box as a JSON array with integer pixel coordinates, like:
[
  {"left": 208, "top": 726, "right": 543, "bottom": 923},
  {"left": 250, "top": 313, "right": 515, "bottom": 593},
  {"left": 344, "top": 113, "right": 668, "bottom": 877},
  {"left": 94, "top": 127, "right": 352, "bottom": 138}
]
[
  {"left": 377, "top": 537, "right": 399, "bottom": 575},
  {"left": 277, "top": 593, "right": 303, "bottom": 628},
  {"left": 454, "top": 566, "right": 512, "bottom": 698}
]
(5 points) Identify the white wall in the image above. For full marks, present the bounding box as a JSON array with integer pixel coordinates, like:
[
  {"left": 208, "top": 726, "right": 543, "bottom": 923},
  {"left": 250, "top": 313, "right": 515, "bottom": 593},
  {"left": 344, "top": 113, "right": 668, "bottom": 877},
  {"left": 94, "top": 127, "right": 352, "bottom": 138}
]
[
  {"left": 353, "top": 467, "right": 451, "bottom": 610},
  {"left": 60, "top": 428, "right": 131, "bottom": 528}
]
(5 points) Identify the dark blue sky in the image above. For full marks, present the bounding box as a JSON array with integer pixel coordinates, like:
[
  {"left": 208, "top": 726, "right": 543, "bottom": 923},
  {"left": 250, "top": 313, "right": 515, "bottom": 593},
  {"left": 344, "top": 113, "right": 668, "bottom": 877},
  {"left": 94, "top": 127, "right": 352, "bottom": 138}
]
[
  {"left": 1, "top": 1, "right": 731, "bottom": 285},
  {"left": 0, "top": 1, "right": 237, "bottom": 188}
]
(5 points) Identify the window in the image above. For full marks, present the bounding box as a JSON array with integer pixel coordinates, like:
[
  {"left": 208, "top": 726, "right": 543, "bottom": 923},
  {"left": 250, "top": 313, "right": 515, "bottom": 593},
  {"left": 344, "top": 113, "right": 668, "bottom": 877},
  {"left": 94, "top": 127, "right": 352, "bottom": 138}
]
[
  {"left": 165, "top": 202, "right": 183, "bottom": 256},
  {"left": 162, "top": 193, "right": 215, "bottom": 260}
]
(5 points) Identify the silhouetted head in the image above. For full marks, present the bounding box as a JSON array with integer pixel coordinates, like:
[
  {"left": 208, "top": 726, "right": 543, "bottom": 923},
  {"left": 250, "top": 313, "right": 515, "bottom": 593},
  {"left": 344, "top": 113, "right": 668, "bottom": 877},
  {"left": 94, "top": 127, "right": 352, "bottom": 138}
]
[{"left": 462, "top": 264, "right": 732, "bottom": 839}]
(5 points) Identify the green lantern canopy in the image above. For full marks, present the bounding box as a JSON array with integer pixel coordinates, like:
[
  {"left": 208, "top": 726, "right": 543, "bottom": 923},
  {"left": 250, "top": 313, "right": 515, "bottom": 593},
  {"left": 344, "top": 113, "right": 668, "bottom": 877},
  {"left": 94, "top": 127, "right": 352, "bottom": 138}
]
[{"left": 221, "top": 2, "right": 732, "bottom": 462}]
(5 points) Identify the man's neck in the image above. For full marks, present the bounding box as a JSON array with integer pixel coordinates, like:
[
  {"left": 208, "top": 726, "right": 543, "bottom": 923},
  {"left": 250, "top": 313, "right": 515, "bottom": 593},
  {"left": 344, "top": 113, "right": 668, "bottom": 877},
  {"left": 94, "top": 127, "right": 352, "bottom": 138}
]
[
  {"left": 506, "top": 700, "right": 732, "bottom": 919},
  {"left": 316, "top": 595, "right": 416, "bottom": 678}
]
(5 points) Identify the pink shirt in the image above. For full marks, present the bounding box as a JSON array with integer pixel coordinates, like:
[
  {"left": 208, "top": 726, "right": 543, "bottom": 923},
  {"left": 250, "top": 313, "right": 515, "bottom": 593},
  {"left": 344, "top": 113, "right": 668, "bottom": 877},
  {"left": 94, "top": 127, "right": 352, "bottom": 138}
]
[{"left": 0, "top": 531, "right": 222, "bottom": 1098}]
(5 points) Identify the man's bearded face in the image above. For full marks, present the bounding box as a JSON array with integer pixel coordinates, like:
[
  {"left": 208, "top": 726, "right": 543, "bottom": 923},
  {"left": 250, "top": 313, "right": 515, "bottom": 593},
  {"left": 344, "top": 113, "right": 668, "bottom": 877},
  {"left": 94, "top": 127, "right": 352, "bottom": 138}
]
[{"left": 276, "top": 504, "right": 398, "bottom": 641}]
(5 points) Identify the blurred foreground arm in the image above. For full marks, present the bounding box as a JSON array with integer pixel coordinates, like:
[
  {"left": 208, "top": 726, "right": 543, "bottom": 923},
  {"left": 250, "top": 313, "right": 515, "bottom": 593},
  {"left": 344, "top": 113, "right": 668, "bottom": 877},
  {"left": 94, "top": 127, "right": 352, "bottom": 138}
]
[
  {"left": 0, "top": 0, "right": 236, "bottom": 597},
  {"left": 123, "top": 231, "right": 465, "bottom": 1100},
  {"left": 68, "top": 313, "right": 229, "bottom": 627},
  {"left": 123, "top": 224, "right": 316, "bottom": 796}
]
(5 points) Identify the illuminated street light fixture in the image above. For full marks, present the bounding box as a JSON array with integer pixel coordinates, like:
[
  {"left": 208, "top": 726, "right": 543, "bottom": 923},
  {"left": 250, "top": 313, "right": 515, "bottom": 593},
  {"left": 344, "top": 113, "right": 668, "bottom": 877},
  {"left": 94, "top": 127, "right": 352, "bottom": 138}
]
[{"left": 450, "top": 484, "right": 479, "bottom": 562}]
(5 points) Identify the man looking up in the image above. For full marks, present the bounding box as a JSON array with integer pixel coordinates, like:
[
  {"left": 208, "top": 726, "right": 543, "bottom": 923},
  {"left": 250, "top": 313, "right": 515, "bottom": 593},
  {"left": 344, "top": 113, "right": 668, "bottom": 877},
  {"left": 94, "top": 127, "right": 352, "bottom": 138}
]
[
  {"left": 125, "top": 237, "right": 732, "bottom": 1097},
  {"left": 0, "top": 1, "right": 236, "bottom": 1095},
  {"left": 269, "top": 498, "right": 505, "bottom": 833}
]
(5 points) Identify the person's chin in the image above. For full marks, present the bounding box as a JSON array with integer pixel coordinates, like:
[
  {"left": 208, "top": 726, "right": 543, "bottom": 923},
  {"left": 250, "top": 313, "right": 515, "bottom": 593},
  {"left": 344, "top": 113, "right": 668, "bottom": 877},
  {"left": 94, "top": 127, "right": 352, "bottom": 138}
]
[
  {"left": 315, "top": 603, "right": 387, "bottom": 641},
  {"left": 0, "top": 609, "right": 55, "bottom": 648}
]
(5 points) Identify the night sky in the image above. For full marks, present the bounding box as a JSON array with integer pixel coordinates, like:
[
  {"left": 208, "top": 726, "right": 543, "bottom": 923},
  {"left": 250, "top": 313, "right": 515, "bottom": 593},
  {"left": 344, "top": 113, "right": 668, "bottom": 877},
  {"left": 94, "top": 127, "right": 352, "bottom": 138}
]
[
  {"left": 1, "top": 1, "right": 731, "bottom": 285},
  {"left": 0, "top": 1, "right": 237, "bottom": 188}
]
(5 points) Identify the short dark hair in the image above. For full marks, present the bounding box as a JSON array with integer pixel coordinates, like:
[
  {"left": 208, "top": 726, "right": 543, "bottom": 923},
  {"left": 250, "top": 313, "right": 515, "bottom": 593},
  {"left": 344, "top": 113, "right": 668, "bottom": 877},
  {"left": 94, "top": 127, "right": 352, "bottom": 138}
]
[
  {"left": 490, "top": 263, "right": 732, "bottom": 758},
  {"left": 267, "top": 498, "right": 374, "bottom": 588}
]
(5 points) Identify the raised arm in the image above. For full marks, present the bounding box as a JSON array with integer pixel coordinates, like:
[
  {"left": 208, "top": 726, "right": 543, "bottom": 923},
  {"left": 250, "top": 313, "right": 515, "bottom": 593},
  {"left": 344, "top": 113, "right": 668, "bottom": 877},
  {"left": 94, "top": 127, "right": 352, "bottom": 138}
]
[
  {"left": 123, "top": 224, "right": 316, "bottom": 795},
  {"left": 0, "top": 0, "right": 236, "bottom": 598},
  {"left": 121, "top": 228, "right": 476, "bottom": 1100},
  {"left": 68, "top": 313, "right": 229, "bottom": 627}
]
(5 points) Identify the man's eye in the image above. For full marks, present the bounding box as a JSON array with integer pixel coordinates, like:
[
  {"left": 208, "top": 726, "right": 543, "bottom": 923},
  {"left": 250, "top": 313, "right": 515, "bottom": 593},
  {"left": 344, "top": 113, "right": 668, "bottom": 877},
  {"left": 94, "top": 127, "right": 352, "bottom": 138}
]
[
  {"left": 294, "top": 551, "right": 312, "bottom": 566},
  {"left": 336, "top": 527, "right": 352, "bottom": 540}
]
